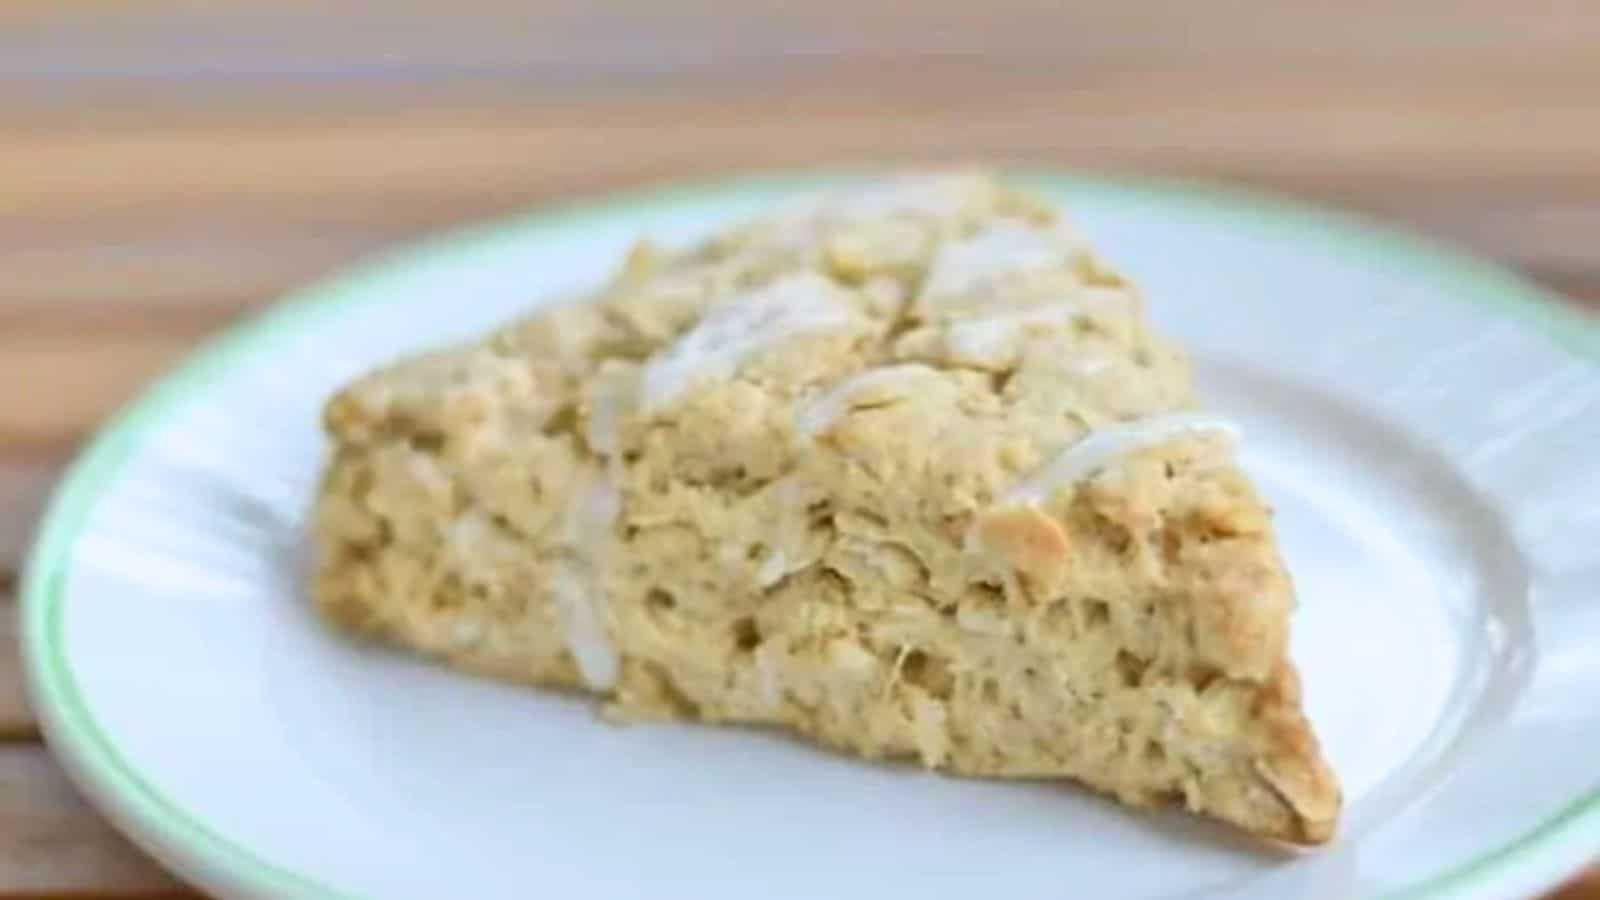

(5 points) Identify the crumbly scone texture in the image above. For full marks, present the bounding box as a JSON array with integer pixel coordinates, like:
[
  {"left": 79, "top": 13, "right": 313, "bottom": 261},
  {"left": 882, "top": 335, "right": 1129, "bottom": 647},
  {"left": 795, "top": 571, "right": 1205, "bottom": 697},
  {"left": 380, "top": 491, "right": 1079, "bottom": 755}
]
[{"left": 312, "top": 172, "right": 1341, "bottom": 844}]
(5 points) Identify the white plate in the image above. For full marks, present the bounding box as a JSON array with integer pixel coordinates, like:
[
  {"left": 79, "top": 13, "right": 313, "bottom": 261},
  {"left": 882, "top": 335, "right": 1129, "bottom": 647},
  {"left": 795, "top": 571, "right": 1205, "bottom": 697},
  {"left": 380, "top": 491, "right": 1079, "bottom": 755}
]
[{"left": 21, "top": 173, "right": 1600, "bottom": 900}]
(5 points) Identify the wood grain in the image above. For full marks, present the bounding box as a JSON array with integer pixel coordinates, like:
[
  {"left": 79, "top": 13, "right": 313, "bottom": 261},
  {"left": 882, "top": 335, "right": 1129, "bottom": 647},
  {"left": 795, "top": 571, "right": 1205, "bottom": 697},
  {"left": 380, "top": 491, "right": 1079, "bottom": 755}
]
[
  {"left": 1560, "top": 872, "right": 1600, "bottom": 900},
  {"left": 0, "top": 745, "right": 190, "bottom": 896},
  {"left": 0, "top": 596, "right": 38, "bottom": 742},
  {"left": 2, "top": 1, "right": 1598, "bottom": 897},
  {"left": 0, "top": 460, "right": 58, "bottom": 577}
]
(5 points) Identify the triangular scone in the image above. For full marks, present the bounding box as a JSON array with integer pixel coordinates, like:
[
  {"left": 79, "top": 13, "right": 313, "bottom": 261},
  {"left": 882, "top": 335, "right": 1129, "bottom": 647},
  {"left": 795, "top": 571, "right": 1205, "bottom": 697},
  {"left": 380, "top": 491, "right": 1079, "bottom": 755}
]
[{"left": 313, "top": 173, "right": 1341, "bottom": 844}]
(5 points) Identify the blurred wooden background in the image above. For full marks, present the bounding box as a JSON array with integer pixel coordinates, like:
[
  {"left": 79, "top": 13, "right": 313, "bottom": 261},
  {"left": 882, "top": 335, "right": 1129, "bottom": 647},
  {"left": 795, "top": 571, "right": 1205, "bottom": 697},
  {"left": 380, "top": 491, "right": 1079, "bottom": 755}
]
[{"left": 1, "top": 1, "right": 1597, "bottom": 896}]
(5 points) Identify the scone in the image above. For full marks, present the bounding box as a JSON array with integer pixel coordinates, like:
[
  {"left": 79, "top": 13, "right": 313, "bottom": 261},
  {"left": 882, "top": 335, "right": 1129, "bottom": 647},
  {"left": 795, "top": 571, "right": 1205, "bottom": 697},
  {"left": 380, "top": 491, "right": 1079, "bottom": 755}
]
[{"left": 312, "top": 172, "right": 1341, "bottom": 844}]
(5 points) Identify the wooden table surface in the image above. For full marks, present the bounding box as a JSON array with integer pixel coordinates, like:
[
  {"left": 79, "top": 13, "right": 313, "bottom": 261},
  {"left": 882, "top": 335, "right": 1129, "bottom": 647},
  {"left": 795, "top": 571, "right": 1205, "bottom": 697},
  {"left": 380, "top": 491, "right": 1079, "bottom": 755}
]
[{"left": 3, "top": 2, "right": 1598, "bottom": 896}]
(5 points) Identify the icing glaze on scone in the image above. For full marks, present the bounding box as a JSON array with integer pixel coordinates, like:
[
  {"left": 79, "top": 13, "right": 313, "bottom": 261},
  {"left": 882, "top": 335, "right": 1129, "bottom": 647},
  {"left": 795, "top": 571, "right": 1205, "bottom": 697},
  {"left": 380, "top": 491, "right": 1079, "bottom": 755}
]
[
  {"left": 555, "top": 475, "right": 623, "bottom": 690},
  {"left": 640, "top": 272, "right": 857, "bottom": 412},
  {"left": 942, "top": 290, "right": 1129, "bottom": 364},
  {"left": 794, "top": 364, "right": 943, "bottom": 437},
  {"left": 551, "top": 563, "right": 617, "bottom": 691},
  {"left": 1001, "top": 412, "right": 1237, "bottom": 508},
  {"left": 922, "top": 221, "right": 1082, "bottom": 300}
]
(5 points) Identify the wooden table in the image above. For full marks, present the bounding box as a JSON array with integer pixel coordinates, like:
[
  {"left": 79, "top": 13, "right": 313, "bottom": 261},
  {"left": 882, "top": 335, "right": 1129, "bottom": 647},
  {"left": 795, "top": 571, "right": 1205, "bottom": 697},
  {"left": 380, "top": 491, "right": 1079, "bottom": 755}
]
[{"left": 2, "top": 3, "right": 1597, "bottom": 896}]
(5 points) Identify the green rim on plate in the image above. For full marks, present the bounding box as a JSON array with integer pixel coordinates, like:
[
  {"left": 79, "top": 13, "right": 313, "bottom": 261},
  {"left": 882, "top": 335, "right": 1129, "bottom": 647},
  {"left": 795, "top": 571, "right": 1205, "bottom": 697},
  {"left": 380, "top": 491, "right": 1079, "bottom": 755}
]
[{"left": 20, "top": 171, "right": 1600, "bottom": 899}]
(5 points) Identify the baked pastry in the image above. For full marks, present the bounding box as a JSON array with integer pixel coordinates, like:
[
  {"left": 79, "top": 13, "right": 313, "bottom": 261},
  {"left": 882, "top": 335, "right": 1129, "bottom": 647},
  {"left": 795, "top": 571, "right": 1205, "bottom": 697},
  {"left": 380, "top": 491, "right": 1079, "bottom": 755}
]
[{"left": 311, "top": 172, "right": 1341, "bottom": 844}]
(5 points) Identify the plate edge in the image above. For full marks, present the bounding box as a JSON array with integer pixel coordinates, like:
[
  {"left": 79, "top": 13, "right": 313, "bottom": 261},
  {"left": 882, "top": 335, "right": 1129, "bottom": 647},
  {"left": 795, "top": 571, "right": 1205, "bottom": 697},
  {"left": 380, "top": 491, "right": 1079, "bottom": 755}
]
[{"left": 19, "top": 168, "right": 1600, "bottom": 900}]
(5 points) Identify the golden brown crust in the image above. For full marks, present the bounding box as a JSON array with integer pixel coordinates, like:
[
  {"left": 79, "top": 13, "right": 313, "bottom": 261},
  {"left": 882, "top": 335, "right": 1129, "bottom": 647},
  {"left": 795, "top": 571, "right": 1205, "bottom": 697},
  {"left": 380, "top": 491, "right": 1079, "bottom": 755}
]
[
  {"left": 971, "top": 507, "right": 1071, "bottom": 578},
  {"left": 1249, "top": 663, "right": 1342, "bottom": 844}
]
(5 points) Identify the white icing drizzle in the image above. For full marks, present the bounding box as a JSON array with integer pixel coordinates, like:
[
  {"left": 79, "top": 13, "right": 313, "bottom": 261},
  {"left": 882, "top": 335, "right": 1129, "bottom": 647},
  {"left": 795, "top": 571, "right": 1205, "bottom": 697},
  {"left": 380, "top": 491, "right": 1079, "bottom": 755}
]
[
  {"left": 756, "top": 549, "right": 790, "bottom": 588},
  {"left": 639, "top": 273, "right": 855, "bottom": 412},
  {"left": 922, "top": 222, "right": 1078, "bottom": 299},
  {"left": 563, "top": 476, "right": 621, "bottom": 547},
  {"left": 552, "top": 564, "right": 619, "bottom": 691},
  {"left": 585, "top": 401, "right": 620, "bottom": 459},
  {"left": 943, "top": 291, "right": 1126, "bottom": 361},
  {"left": 1001, "top": 413, "right": 1238, "bottom": 508},
  {"left": 946, "top": 309, "right": 1058, "bottom": 362},
  {"left": 793, "top": 364, "right": 940, "bottom": 437},
  {"left": 553, "top": 474, "right": 623, "bottom": 692},
  {"left": 585, "top": 370, "right": 636, "bottom": 458}
]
